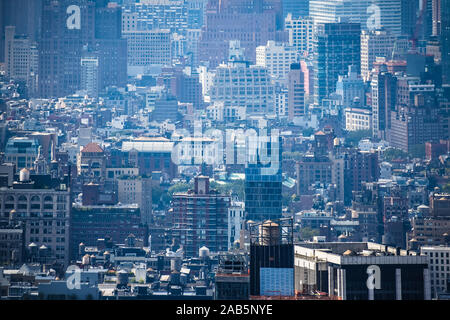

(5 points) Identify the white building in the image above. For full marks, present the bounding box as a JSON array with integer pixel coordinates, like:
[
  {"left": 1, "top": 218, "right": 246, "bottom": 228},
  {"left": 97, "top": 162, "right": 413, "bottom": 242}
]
[
  {"left": 309, "top": 0, "right": 401, "bottom": 35},
  {"left": 228, "top": 201, "right": 245, "bottom": 250},
  {"left": 361, "top": 30, "right": 395, "bottom": 81},
  {"left": 256, "top": 41, "right": 299, "bottom": 83},
  {"left": 275, "top": 88, "right": 289, "bottom": 118},
  {"left": 80, "top": 56, "right": 99, "bottom": 98},
  {"left": 208, "top": 61, "right": 275, "bottom": 117},
  {"left": 420, "top": 246, "right": 450, "bottom": 298},
  {"left": 345, "top": 107, "right": 372, "bottom": 131},
  {"left": 284, "top": 14, "right": 315, "bottom": 56}
]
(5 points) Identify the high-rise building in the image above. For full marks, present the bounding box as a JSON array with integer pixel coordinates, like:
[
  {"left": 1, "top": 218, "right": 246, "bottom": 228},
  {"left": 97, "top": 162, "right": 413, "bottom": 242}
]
[
  {"left": 256, "top": 41, "right": 299, "bottom": 83},
  {"left": 287, "top": 63, "right": 306, "bottom": 120},
  {"left": 171, "top": 176, "right": 230, "bottom": 258},
  {"left": 38, "top": 1, "right": 126, "bottom": 98},
  {"left": 390, "top": 94, "right": 445, "bottom": 153},
  {"left": 38, "top": 0, "right": 96, "bottom": 98},
  {"left": 284, "top": 15, "right": 314, "bottom": 56},
  {"left": 250, "top": 219, "right": 294, "bottom": 297},
  {"left": 420, "top": 246, "right": 450, "bottom": 298},
  {"left": 295, "top": 242, "right": 430, "bottom": 300},
  {"left": 4, "top": 26, "right": 38, "bottom": 96},
  {"left": 442, "top": 0, "right": 450, "bottom": 84},
  {"left": 123, "top": 29, "right": 171, "bottom": 68},
  {"left": 0, "top": 171, "right": 71, "bottom": 266},
  {"left": 282, "top": 0, "right": 309, "bottom": 19},
  {"left": 360, "top": 30, "right": 396, "bottom": 81},
  {"left": 208, "top": 57, "right": 275, "bottom": 117},
  {"left": 371, "top": 66, "right": 397, "bottom": 139},
  {"left": 80, "top": 55, "right": 99, "bottom": 98},
  {"left": 0, "top": 0, "right": 42, "bottom": 63},
  {"left": 313, "top": 22, "right": 361, "bottom": 106},
  {"left": 198, "top": 0, "right": 284, "bottom": 67},
  {"left": 432, "top": 0, "right": 442, "bottom": 36},
  {"left": 245, "top": 127, "right": 282, "bottom": 222}
]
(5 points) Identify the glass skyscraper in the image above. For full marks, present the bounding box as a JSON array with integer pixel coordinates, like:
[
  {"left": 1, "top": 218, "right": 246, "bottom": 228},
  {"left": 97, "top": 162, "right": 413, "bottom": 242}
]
[{"left": 244, "top": 127, "right": 283, "bottom": 222}]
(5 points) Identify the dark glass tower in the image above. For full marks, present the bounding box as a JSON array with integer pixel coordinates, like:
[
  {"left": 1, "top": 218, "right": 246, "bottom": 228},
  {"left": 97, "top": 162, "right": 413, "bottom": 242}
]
[{"left": 244, "top": 127, "right": 282, "bottom": 222}]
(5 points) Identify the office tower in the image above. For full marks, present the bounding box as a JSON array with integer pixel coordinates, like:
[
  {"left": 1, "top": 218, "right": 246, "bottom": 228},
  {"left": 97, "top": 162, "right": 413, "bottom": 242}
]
[
  {"left": 38, "top": 0, "right": 96, "bottom": 98},
  {"left": 256, "top": 41, "right": 299, "bottom": 82},
  {"left": 390, "top": 94, "right": 445, "bottom": 153},
  {"left": 421, "top": 246, "right": 450, "bottom": 298},
  {"left": 400, "top": 0, "right": 420, "bottom": 39},
  {"left": 432, "top": 0, "right": 442, "bottom": 35},
  {"left": 94, "top": 2, "right": 128, "bottom": 91},
  {"left": 249, "top": 219, "right": 294, "bottom": 297},
  {"left": 284, "top": 15, "right": 314, "bottom": 56},
  {"left": 208, "top": 56, "right": 275, "bottom": 117},
  {"left": 38, "top": 1, "right": 127, "bottom": 98},
  {"left": 336, "top": 65, "right": 365, "bottom": 107},
  {"left": 187, "top": 0, "right": 208, "bottom": 29},
  {"left": 4, "top": 26, "right": 39, "bottom": 96},
  {"left": 442, "top": 0, "right": 450, "bottom": 84},
  {"left": 360, "top": 30, "right": 396, "bottom": 81},
  {"left": 295, "top": 242, "right": 430, "bottom": 300},
  {"left": 313, "top": 22, "right": 361, "bottom": 106},
  {"left": 371, "top": 66, "right": 397, "bottom": 139},
  {"left": 282, "top": 0, "right": 309, "bottom": 19},
  {"left": 309, "top": 0, "right": 370, "bottom": 26},
  {"left": 121, "top": 0, "right": 189, "bottom": 33},
  {"left": 244, "top": 124, "right": 282, "bottom": 222},
  {"left": 0, "top": 0, "right": 42, "bottom": 63},
  {"left": 171, "top": 176, "right": 230, "bottom": 258},
  {"left": 198, "top": 0, "right": 284, "bottom": 67},
  {"left": 80, "top": 55, "right": 99, "bottom": 98},
  {"left": 287, "top": 63, "right": 306, "bottom": 120},
  {"left": 310, "top": 0, "right": 402, "bottom": 35},
  {"left": 123, "top": 29, "right": 171, "bottom": 67},
  {"left": 0, "top": 170, "right": 71, "bottom": 266},
  {"left": 372, "top": 0, "right": 402, "bottom": 36}
]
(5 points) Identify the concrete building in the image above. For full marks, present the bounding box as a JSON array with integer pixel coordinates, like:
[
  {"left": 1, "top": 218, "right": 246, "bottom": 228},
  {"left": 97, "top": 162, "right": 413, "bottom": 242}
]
[
  {"left": 123, "top": 29, "right": 171, "bottom": 68},
  {"left": 228, "top": 201, "right": 245, "bottom": 250},
  {"left": 421, "top": 246, "right": 450, "bottom": 298},
  {"left": 284, "top": 15, "right": 314, "bottom": 56},
  {"left": 208, "top": 60, "right": 275, "bottom": 117},
  {"left": 4, "top": 26, "right": 38, "bottom": 95},
  {"left": 287, "top": 63, "right": 306, "bottom": 120},
  {"left": 294, "top": 242, "right": 431, "bottom": 300},
  {"left": 80, "top": 55, "right": 99, "bottom": 98},
  {"left": 117, "top": 176, "right": 153, "bottom": 225},
  {"left": 0, "top": 172, "right": 71, "bottom": 266},
  {"left": 256, "top": 41, "right": 299, "bottom": 83},
  {"left": 361, "top": 30, "right": 395, "bottom": 81},
  {"left": 171, "top": 176, "right": 230, "bottom": 258},
  {"left": 336, "top": 65, "right": 365, "bottom": 107},
  {"left": 345, "top": 108, "right": 372, "bottom": 131}
]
